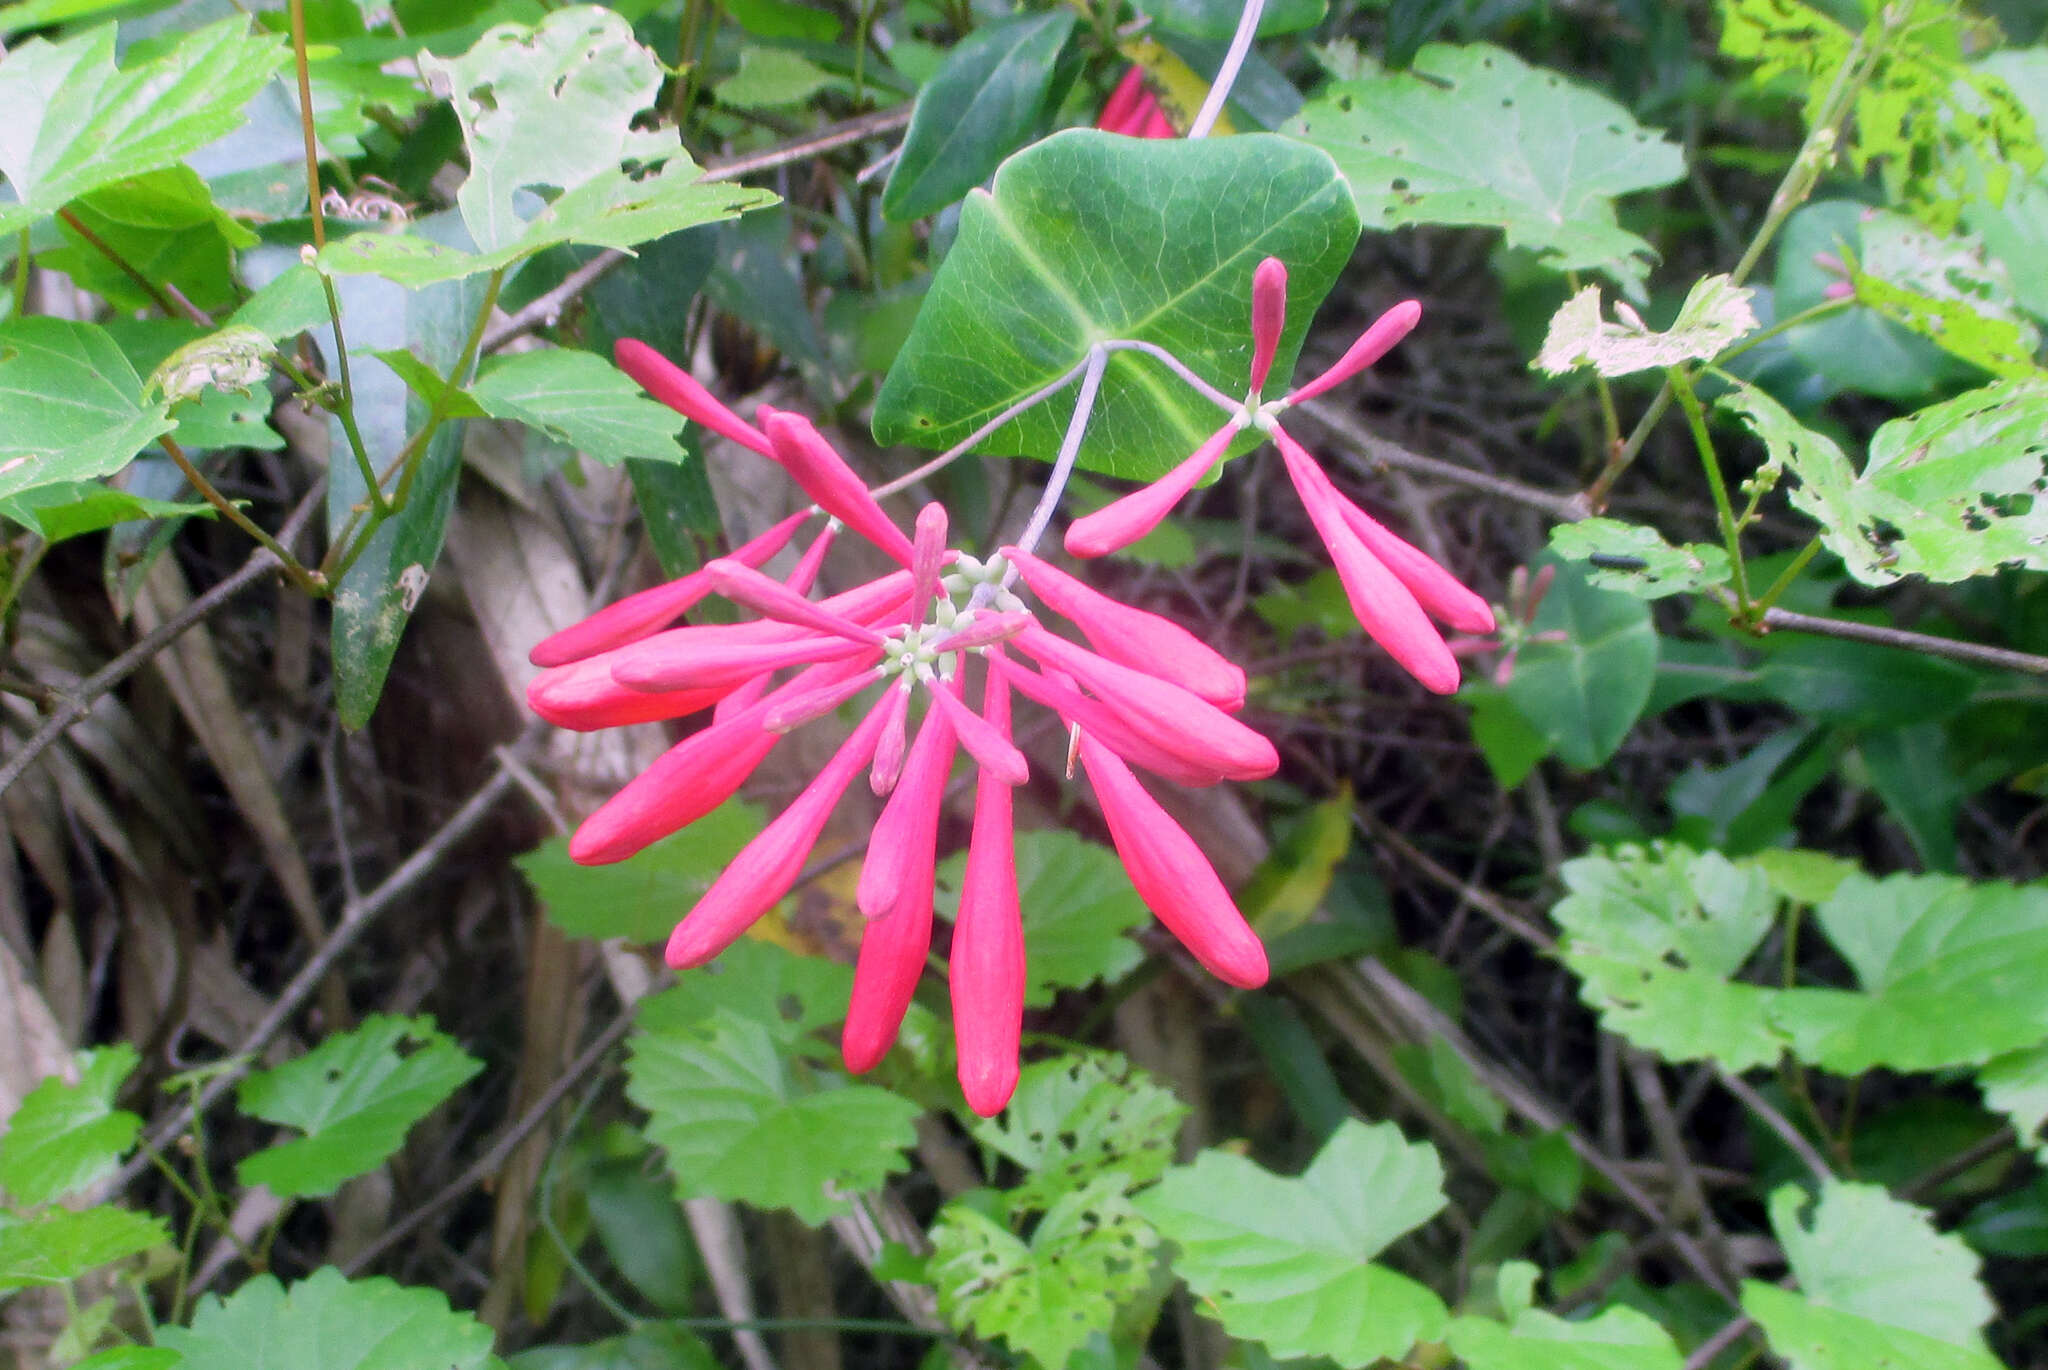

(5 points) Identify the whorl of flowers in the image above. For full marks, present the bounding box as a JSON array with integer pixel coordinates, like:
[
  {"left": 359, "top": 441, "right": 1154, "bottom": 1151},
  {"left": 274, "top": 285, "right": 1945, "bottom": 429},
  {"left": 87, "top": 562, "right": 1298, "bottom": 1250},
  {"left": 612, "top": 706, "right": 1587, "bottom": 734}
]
[{"left": 527, "top": 258, "right": 1492, "bottom": 1116}]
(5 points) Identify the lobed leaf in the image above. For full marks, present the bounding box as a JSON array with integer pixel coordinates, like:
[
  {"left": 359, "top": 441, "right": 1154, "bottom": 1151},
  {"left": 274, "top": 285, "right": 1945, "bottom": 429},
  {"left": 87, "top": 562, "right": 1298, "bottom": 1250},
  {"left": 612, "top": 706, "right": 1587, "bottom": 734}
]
[
  {"left": 0, "top": 318, "right": 173, "bottom": 503},
  {"left": 1768, "top": 1182, "right": 1993, "bottom": 1347},
  {"left": 1547, "top": 518, "right": 1734, "bottom": 599},
  {"left": 0, "top": 1207, "right": 167, "bottom": 1291},
  {"left": 970, "top": 1052, "right": 1187, "bottom": 1211},
  {"left": 0, "top": 1045, "right": 140, "bottom": 1207},
  {"left": 158, "top": 1267, "right": 498, "bottom": 1370},
  {"left": 516, "top": 801, "right": 767, "bottom": 946},
  {"left": 1536, "top": 276, "right": 1757, "bottom": 377}
]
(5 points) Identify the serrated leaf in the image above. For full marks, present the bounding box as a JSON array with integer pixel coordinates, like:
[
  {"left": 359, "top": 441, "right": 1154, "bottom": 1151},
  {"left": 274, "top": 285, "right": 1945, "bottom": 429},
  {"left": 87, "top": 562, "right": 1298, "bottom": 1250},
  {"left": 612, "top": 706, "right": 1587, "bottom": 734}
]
[
  {"left": 1286, "top": 43, "right": 1684, "bottom": 292},
  {"left": 517, "top": 801, "right": 766, "bottom": 944},
  {"left": 158, "top": 1267, "right": 498, "bottom": 1370},
  {"left": 929, "top": 1175, "right": 1160, "bottom": 1370},
  {"left": 1547, "top": 518, "right": 1733, "bottom": 599},
  {"left": 0, "top": 20, "right": 287, "bottom": 236},
  {"left": 1768, "top": 1182, "right": 1993, "bottom": 1347},
  {"left": 872, "top": 128, "right": 1359, "bottom": 481},
  {"left": 1847, "top": 211, "right": 2042, "bottom": 379},
  {"left": 471, "top": 348, "right": 686, "bottom": 463},
  {"left": 0, "top": 1045, "right": 139, "bottom": 1206},
  {"left": 635, "top": 939, "right": 854, "bottom": 1045},
  {"left": 970, "top": 1053, "right": 1187, "bottom": 1210},
  {"left": 0, "top": 317, "right": 173, "bottom": 501},
  {"left": 1536, "top": 276, "right": 1756, "bottom": 377},
  {"left": 1742, "top": 1283, "right": 2005, "bottom": 1370},
  {"left": 0, "top": 1207, "right": 168, "bottom": 1290},
  {"left": 1446, "top": 1303, "right": 1685, "bottom": 1370},
  {"left": 235, "top": 1014, "right": 484, "bottom": 1198},
  {"left": 1502, "top": 559, "right": 1657, "bottom": 768},
  {"left": 1979, "top": 1043, "right": 2048, "bottom": 1162},
  {"left": 625, "top": 1008, "right": 919, "bottom": 1225},
  {"left": 1138, "top": 1119, "right": 1450, "bottom": 1364},
  {"left": 0, "top": 482, "right": 212, "bottom": 542},
  {"left": 935, "top": 829, "right": 1149, "bottom": 1006},
  {"left": 881, "top": 12, "right": 1077, "bottom": 223}
]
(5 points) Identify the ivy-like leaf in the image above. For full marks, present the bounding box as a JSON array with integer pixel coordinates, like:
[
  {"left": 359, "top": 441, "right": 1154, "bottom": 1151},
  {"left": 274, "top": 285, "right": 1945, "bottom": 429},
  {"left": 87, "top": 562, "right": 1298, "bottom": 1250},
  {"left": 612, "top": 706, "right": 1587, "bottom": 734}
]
[
  {"left": 1743, "top": 1283, "right": 2005, "bottom": 1370},
  {"left": 1286, "top": 44, "right": 1685, "bottom": 292},
  {"left": 235, "top": 1015, "right": 485, "bottom": 1198},
  {"left": 0, "top": 19, "right": 287, "bottom": 236},
  {"left": 1768, "top": 1182, "right": 1994, "bottom": 1348},
  {"left": 470, "top": 348, "right": 687, "bottom": 463},
  {"left": 1447, "top": 1303, "right": 1685, "bottom": 1370},
  {"left": 516, "top": 801, "right": 766, "bottom": 945},
  {"left": 935, "top": 830, "right": 1149, "bottom": 1006},
  {"left": 0, "top": 1207, "right": 168, "bottom": 1291},
  {"left": 1547, "top": 518, "right": 1733, "bottom": 599},
  {"left": 0, "top": 1046, "right": 140, "bottom": 1207},
  {"left": 971, "top": 1053, "right": 1187, "bottom": 1211},
  {"left": 1502, "top": 559, "right": 1658, "bottom": 768},
  {"left": 1138, "top": 1119, "right": 1450, "bottom": 1364},
  {"left": 0, "top": 318, "right": 174, "bottom": 502},
  {"left": 158, "top": 1267, "right": 498, "bottom": 1370},
  {"left": 1536, "top": 276, "right": 1757, "bottom": 377}
]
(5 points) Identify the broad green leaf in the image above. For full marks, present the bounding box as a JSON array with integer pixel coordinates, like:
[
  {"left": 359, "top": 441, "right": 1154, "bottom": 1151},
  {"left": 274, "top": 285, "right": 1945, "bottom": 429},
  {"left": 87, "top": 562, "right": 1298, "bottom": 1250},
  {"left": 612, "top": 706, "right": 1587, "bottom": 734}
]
[
  {"left": 0, "top": 1045, "right": 139, "bottom": 1206},
  {"left": 1464, "top": 686, "right": 1551, "bottom": 790},
  {"left": 1666, "top": 726, "right": 1837, "bottom": 857},
  {"left": 934, "top": 829, "right": 1149, "bottom": 1006},
  {"left": 1537, "top": 276, "right": 1757, "bottom": 377},
  {"left": 0, "top": 20, "right": 287, "bottom": 236},
  {"left": 517, "top": 801, "right": 766, "bottom": 944},
  {"left": 235, "top": 1014, "right": 484, "bottom": 1198},
  {"left": 69, "top": 1350, "right": 181, "bottom": 1370},
  {"left": 510, "top": 1324, "right": 720, "bottom": 1370},
  {"left": 0, "top": 318, "right": 173, "bottom": 501},
  {"left": 1979, "top": 1043, "right": 2048, "bottom": 1162},
  {"left": 1241, "top": 788, "right": 1354, "bottom": 937},
  {"left": 0, "top": 482, "right": 212, "bottom": 543},
  {"left": 1547, "top": 518, "right": 1733, "bottom": 599},
  {"left": 722, "top": 0, "right": 841, "bottom": 41},
  {"left": 969, "top": 1053, "right": 1187, "bottom": 1210},
  {"left": 1137, "top": 1119, "right": 1450, "bottom": 1364},
  {"left": 1743, "top": 1283, "right": 2005, "bottom": 1370},
  {"left": 107, "top": 319, "right": 281, "bottom": 454},
  {"left": 1966, "top": 50, "right": 2048, "bottom": 320},
  {"left": 872, "top": 129, "right": 1359, "bottom": 481},
  {"left": 158, "top": 1267, "right": 498, "bottom": 1370},
  {"left": 230, "top": 265, "right": 339, "bottom": 341},
  {"left": 1447, "top": 1303, "right": 1685, "bottom": 1370},
  {"left": 625, "top": 1008, "right": 919, "bottom": 1225},
  {"left": 1768, "top": 1182, "right": 1993, "bottom": 1347},
  {"left": 0, "top": 1207, "right": 167, "bottom": 1290},
  {"left": 1749, "top": 637, "right": 1976, "bottom": 731},
  {"left": 714, "top": 48, "right": 843, "bottom": 110},
  {"left": 43, "top": 166, "right": 256, "bottom": 316},
  {"left": 929, "top": 1175, "right": 1160, "bottom": 1370},
  {"left": 1133, "top": 0, "right": 1324, "bottom": 39},
  {"left": 471, "top": 349, "right": 686, "bottom": 463},
  {"left": 1502, "top": 559, "right": 1658, "bottom": 768},
  {"left": 1861, "top": 722, "right": 1964, "bottom": 869},
  {"left": 1721, "top": 376, "right": 2048, "bottom": 584},
  {"left": 1847, "top": 211, "right": 2042, "bottom": 379},
  {"left": 881, "top": 12, "right": 1078, "bottom": 223},
  {"left": 1285, "top": 44, "right": 1685, "bottom": 291},
  {"left": 635, "top": 939, "right": 854, "bottom": 1045}
]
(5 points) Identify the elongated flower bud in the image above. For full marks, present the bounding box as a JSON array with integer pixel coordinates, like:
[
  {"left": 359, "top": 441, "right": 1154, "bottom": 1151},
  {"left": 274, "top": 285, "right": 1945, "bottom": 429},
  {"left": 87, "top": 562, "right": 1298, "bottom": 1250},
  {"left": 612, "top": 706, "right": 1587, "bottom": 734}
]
[
  {"left": 911, "top": 502, "right": 949, "bottom": 616},
  {"left": 928, "top": 672, "right": 1029, "bottom": 786},
  {"left": 762, "top": 667, "right": 882, "bottom": 732},
  {"left": 612, "top": 631, "right": 875, "bottom": 694},
  {"left": 763, "top": 412, "right": 917, "bottom": 566},
  {"left": 615, "top": 339, "right": 776, "bottom": 457},
  {"left": 1079, "top": 734, "right": 1268, "bottom": 989},
  {"left": 785, "top": 522, "right": 838, "bottom": 595},
  {"left": 528, "top": 653, "right": 732, "bottom": 731},
  {"left": 569, "top": 714, "right": 782, "bottom": 865},
  {"left": 991, "top": 655, "right": 1227, "bottom": 787},
  {"left": 869, "top": 683, "right": 913, "bottom": 795},
  {"left": 1003, "top": 547, "right": 1245, "bottom": 710},
  {"left": 1015, "top": 625, "right": 1276, "bottom": 781},
  {"left": 857, "top": 697, "right": 959, "bottom": 919},
  {"left": 1137, "top": 104, "right": 1175, "bottom": 139},
  {"left": 1335, "top": 499, "right": 1496, "bottom": 635},
  {"left": 952, "top": 668, "right": 1023, "bottom": 1116},
  {"left": 926, "top": 610, "right": 1034, "bottom": 655},
  {"left": 1097, "top": 65, "right": 1148, "bottom": 133},
  {"left": 1274, "top": 429, "right": 1459, "bottom": 694},
  {"left": 1285, "top": 299, "right": 1422, "bottom": 405},
  {"left": 705, "top": 560, "right": 884, "bottom": 645},
  {"left": 1063, "top": 422, "right": 1236, "bottom": 559},
  {"left": 529, "top": 511, "right": 808, "bottom": 666},
  {"left": 1249, "top": 257, "right": 1288, "bottom": 394},
  {"left": 664, "top": 697, "right": 894, "bottom": 968}
]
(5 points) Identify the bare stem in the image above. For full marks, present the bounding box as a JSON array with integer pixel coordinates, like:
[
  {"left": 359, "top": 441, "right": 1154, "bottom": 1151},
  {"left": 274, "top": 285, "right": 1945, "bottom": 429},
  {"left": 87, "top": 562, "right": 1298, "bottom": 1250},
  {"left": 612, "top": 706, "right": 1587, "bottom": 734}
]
[
  {"left": 160, "top": 436, "right": 323, "bottom": 593},
  {"left": 1188, "top": 0, "right": 1266, "bottom": 138}
]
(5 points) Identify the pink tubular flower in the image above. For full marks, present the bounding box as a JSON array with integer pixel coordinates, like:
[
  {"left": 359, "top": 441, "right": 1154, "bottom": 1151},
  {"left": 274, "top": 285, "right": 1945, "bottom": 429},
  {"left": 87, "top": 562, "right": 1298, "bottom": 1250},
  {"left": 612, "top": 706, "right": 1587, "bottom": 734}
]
[
  {"left": 951, "top": 665, "right": 1022, "bottom": 1116},
  {"left": 1096, "top": 66, "right": 1175, "bottom": 138},
  {"left": 615, "top": 339, "right": 777, "bottom": 458},
  {"left": 763, "top": 411, "right": 918, "bottom": 566}
]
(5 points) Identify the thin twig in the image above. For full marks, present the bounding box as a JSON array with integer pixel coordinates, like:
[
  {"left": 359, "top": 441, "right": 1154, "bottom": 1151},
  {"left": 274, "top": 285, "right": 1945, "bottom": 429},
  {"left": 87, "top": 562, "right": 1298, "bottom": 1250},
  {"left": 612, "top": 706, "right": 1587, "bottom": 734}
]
[
  {"left": 1684, "top": 1314, "right": 1758, "bottom": 1370},
  {"left": 1716, "top": 1066, "right": 1835, "bottom": 1185},
  {"left": 1756, "top": 605, "right": 2048, "bottom": 677},
  {"left": 1291, "top": 400, "right": 1589, "bottom": 525}
]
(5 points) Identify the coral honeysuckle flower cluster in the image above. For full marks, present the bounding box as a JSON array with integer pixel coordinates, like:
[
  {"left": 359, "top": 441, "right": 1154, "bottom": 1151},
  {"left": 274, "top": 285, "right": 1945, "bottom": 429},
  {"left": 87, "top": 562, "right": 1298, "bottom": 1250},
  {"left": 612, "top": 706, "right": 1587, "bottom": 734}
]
[{"left": 527, "top": 258, "right": 1492, "bottom": 1116}]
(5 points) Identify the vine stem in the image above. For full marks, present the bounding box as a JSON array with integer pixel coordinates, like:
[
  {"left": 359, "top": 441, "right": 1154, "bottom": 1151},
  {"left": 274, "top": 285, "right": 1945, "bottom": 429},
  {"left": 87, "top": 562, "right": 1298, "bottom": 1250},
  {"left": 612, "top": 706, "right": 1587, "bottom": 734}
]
[
  {"left": 159, "top": 435, "right": 324, "bottom": 593},
  {"left": 1667, "top": 367, "right": 1751, "bottom": 614},
  {"left": 1010, "top": 345, "right": 1108, "bottom": 560},
  {"left": 1187, "top": 0, "right": 1266, "bottom": 138}
]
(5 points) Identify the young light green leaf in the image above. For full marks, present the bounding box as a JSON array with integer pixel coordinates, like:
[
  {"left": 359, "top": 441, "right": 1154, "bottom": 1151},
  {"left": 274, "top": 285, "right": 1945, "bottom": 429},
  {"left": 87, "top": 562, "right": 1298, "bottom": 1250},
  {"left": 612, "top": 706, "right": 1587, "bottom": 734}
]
[
  {"left": 1979, "top": 1044, "right": 2048, "bottom": 1163},
  {"left": 625, "top": 1008, "right": 919, "bottom": 1226},
  {"left": 0, "top": 20, "right": 287, "bottom": 236},
  {"left": 934, "top": 830, "right": 1149, "bottom": 1006},
  {"left": 1285, "top": 44, "right": 1684, "bottom": 292},
  {"left": 929, "top": 1174, "right": 1160, "bottom": 1370},
  {"left": 873, "top": 129, "right": 1359, "bottom": 481},
  {"left": 235, "top": 1014, "right": 484, "bottom": 1198},
  {"left": 970, "top": 1052, "right": 1187, "bottom": 1210},
  {"left": 881, "top": 12, "right": 1078, "bottom": 223},
  {"left": 1768, "top": 1182, "right": 1994, "bottom": 1347},
  {"left": 0, "top": 1207, "right": 168, "bottom": 1290},
  {"left": 1447, "top": 1302, "right": 1685, "bottom": 1370},
  {"left": 1547, "top": 518, "right": 1733, "bottom": 599},
  {"left": 517, "top": 801, "right": 766, "bottom": 945},
  {"left": 1848, "top": 212, "right": 2042, "bottom": 380},
  {"left": 715, "top": 48, "right": 843, "bottom": 110},
  {"left": 1536, "top": 276, "right": 1756, "bottom": 377},
  {"left": 1138, "top": 1119, "right": 1450, "bottom": 1364},
  {"left": 471, "top": 348, "right": 687, "bottom": 463},
  {"left": 0, "top": 318, "right": 173, "bottom": 502},
  {"left": 0, "top": 482, "right": 212, "bottom": 543},
  {"left": 42, "top": 166, "right": 256, "bottom": 317},
  {"left": 1502, "top": 559, "right": 1658, "bottom": 768},
  {"left": 158, "top": 1267, "right": 498, "bottom": 1370},
  {"left": 0, "top": 1045, "right": 140, "bottom": 1206},
  {"left": 1743, "top": 1283, "right": 2006, "bottom": 1370},
  {"left": 68, "top": 1349, "right": 182, "bottom": 1370}
]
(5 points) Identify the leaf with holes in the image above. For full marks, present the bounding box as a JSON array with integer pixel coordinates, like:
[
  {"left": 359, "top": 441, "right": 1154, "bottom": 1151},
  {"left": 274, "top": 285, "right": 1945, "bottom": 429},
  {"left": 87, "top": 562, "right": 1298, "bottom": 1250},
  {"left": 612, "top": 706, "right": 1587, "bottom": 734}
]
[
  {"left": 235, "top": 1015, "right": 484, "bottom": 1198},
  {"left": 0, "top": 1046, "right": 140, "bottom": 1206},
  {"left": 1536, "top": 276, "right": 1757, "bottom": 377},
  {"left": 970, "top": 1052, "right": 1187, "bottom": 1211},
  {"left": 873, "top": 128, "right": 1358, "bottom": 481},
  {"left": 1502, "top": 559, "right": 1657, "bottom": 768},
  {"left": 0, "top": 318, "right": 173, "bottom": 502},
  {"left": 0, "top": 1207, "right": 167, "bottom": 1291},
  {"left": 1547, "top": 519, "right": 1733, "bottom": 599},
  {"left": 158, "top": 1267, "right": 498, "bottom": 1370},
  {"left": 935, "top": 830, "right": 1150, "bottom": 1006},
  {"left": 1848, "top": 211, "right": 2042, "bottom": 379},
  {"left": 1768, "top": 1182, "right": 1993, "bottom": 1348},
  {"left": 929, "top": 1175, "right": 1160, "bottom": 1370},
  {"left": 1138, "top": 1119, "right": 1449, "bottom": 1364},
  {"left": 1285, "top": 44, "right": 1684, "bottom": 292}
]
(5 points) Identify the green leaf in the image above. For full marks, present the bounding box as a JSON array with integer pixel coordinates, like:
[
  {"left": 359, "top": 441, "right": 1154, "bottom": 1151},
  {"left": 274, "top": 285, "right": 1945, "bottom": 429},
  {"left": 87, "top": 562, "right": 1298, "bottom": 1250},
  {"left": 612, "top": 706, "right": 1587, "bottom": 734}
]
[
  {"left": 0, "top": 20, "right": 288, "bottom": 236},
  {"left": 0, "top": 318, "right": 173, "bottom": 502},
  {"left": 1447, "top": 1303, "right": 1685, "bottom": 1370},
  {"left": 1847, "top": 211, "right": 2042, "bottom": 379},
  {"left": 1742, "top": 1283, "right": 2005, "bottom": 1370},
  {"left": 158, "top": 1267, "right": 498, "bottom": 1370},
  {"left": 1966, "top": 49, "right": 2048, "bottom": 320},
  {"left": 0, "top": 1046, "right": 139, "bottom": 1206},
  {"left": 1133, "top": 0, "right": 1324, "bottom": 39},
  {"left": 1537, "top": 276, "right": 1757, "bottom": 377},
  {"left": 0, "top": 1207, "right": 168, "bottom": 1291},
  {"left": 872, "top": 128, "right": 1359, "bottom": 481},
  {"left": 107, "top": 320, "right": 282, "bottom": 454},
  {"left": 625, "top": 1008, "right": 920, "bottom": 1225},
  {"left": 1502, "top": 559, "right": 1658, "bottom": 768},
  {"left": 510, "top": 1324, "right": 720, "bottom": 1370},
  {"left": 881, "top": 12, "right": 1077, "bottom": 223},
  {"left": 235, "top": 1014, "right": 484, "bottom": 1198},
  {"left": 1546, "top": 518, "right": 1733, "bottom": 599},
  {"left": 1979, "top": 1043, "right": 2048, "bottom": 1162},
  {"left": 715, "top": 47, "right": 844, "bottom": 110},
  {"left": 230, "top": 265, "right": 340, "bottom": 341},
  {"left": 1137, "top": 1119, "right": 1450, "bottom": 1364},
  {"left": 929, "top": 1175, "right": 1160, "bottom": 1370},
  {"left": 517, "top": 801, "right": 766, "bottom": 944},
  {"left": 0, "top": 482, "right": 212, "bottom": 542},
  {"left": 969, "top": 1052, "right": 1187, "bottom": 1211},
  {"left": 636, "top": 938, "right": 855, "bottom": 1045},
  {"left": 935, "top": 829, "right": 1149, "bottom": 1006},
  {"left": 1750, "top": 637, "right": 1976, "bottom": 731},
  {"left": 43, "top": 166, "right": 255, "bottom": 317},
  {"left": 69, "top": 1350, "right": 182, "bottom": 1370},
  {"left": 1285, "top": 44, "right": 1685, "bottom": 292},
  {"left": 471, "top": 349, "right": 687, "bottom": 463},
  {"left": 1768, "top": 1182, "right": 1993, "bottom": 1347}
]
